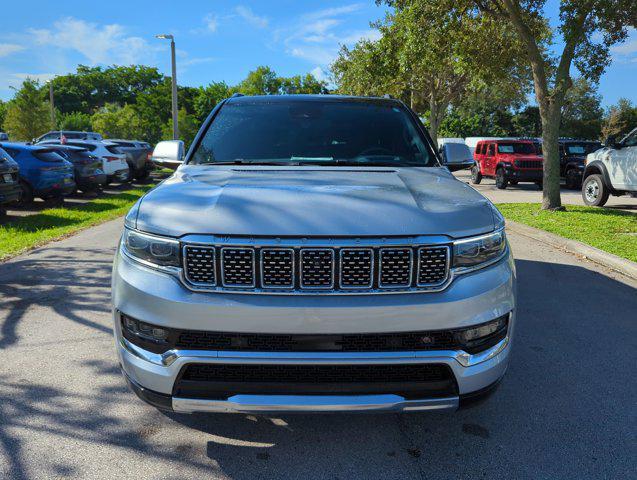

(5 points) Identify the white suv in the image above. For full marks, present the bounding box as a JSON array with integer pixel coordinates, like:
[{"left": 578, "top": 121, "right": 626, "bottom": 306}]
[{"left": 582, "top": 128, "right": 637, "bottom": 206}]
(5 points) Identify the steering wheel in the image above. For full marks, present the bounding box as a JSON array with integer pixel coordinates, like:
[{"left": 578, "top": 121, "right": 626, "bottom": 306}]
[{"left": 358, "top": 146, "right": 393, "bottom": 156}]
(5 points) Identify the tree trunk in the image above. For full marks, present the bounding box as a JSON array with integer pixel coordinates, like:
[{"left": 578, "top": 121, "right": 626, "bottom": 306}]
[
  {"left": 428, "top": 96, "right": 441, "bottom": 148},
  {"left": 539, "top": 102, "right": 563, "bottom": 210}
]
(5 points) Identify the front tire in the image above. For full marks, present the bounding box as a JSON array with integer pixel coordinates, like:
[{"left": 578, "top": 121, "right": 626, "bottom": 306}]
[
  {"left": 582, "top": 174, "right": 609, "bottom": 207},
  {"left": 565, "top": 169, "right": 580, "bottom": 190},
  {"left": 16, "top": 181, "right": 34, "bottom": 207},
  {"left": 470, "top": 165, "right": 482, "bottom": 184},
  {"left": 495, "top": 168, "right": 508, "bottom": 189}
]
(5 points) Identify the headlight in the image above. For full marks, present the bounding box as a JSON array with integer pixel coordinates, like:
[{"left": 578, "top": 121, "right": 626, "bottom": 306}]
[
  {"left": 453, "top": 229, "right": 507, "bottom": 271},
  {"left": 121, "top": 228, "right": 180, "bottom": 268}
]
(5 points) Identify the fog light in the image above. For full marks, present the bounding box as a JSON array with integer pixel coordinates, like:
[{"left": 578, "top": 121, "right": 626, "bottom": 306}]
[{"left": 456, "top": 315, "right": 508, "bottom": 354}]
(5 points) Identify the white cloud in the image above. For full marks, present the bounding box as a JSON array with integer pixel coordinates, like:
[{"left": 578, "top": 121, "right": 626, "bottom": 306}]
[
  {"left": 310, "top": 66, "right": 329, "bottom": 82},
  {"left": 281, "top": 4, "right": 380, "bottom": 67},
  {"left": 10, "top": 72, "right": 56, "bottom": 83},
  {"left": 0, "top": 44, "right": 25, "bottom": 58},
  {"left": 28, "top": 17, "right": 153, "bottom": 65},
  {"left": 204, "top": 13, "right": 219, "bottom": 33},
  {"left": 235, "top": 6, "right": 269, "bottom": 29}
]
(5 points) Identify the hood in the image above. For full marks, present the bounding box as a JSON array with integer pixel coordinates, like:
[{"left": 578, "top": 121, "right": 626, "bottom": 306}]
[{"left": 135, "top": 166, "right": 497, "bottom": 239}]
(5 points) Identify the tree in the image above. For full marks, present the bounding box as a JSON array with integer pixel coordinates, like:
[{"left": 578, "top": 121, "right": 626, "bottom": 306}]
[
  {"left": 512, "top": 106, "right": 542, "bottom": 137},
  {"left": 91, "top": 104, "right": 143, "bottom": 139},
  {"left": 560, "top": 78, "right": 603, "bottom": 139},
  {"left": 58, "top": 111, "right": 92, "bottom": 132},
  {"left": 0, "top": 100, "right": 7, "bottom": 131},
  {"left": 602, "top": 98, "right": 637, "bottom": 140},
  {"left": 337, "top": 1, "right": 531, "bottom": 146},
  {"left": 472, "top": 0, "right": 637, "bottom": 209},
  {"left": 4, "top": 79, "right": 50, "bottom": 141},
  {"left": 237, "top": 66, "right": 281, "bottom": 95},
  {"left": 279, "top": 74, "right": 328, "bottom": 94}
]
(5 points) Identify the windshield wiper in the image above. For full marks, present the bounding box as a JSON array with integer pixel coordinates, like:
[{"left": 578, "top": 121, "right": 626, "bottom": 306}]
[{"left": 200, "top": 159, "right": 293, "bottom": 166}]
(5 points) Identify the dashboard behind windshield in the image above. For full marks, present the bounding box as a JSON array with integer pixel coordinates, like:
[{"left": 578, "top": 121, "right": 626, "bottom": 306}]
[{"left": 190, "top": 100, "right": 436, "bottom": 167}]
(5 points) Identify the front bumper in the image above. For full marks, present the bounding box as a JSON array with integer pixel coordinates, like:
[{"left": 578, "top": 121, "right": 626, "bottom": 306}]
[
  {"left": 113, "top": 248, "right": 516, "bottom": 413},
  {"left": 505, "top": 168, "right": 543, "bottom": 182}
]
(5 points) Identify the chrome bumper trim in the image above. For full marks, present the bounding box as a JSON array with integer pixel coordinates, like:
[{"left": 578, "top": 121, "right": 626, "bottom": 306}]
[
  {"left": 120, "top": 334, "right": 510, "bottom": 369},
  {"left": 172, "top": 394, "right": 459, "bottom": 414}
]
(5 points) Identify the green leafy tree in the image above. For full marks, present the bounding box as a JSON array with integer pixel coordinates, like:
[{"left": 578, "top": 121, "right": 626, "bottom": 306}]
[
  {"left": 471, "top": 0, "right": 637, "bottom": 209},
  {"left": 279, "top": 74, "right": 328, "bottom": 94},
  {"left": 602, "top": 98, "right": 637, "bottom": 140},
  {"left": 337, "top": 1, "right": 532, "bottom": 145},
  {"left": 238, "top": 66, "right": 281, "bottom": 95},
  {"left": 560, "top": 78, "right": 603, "bottom": 139},
  {"left": 4, "top": 79, "right": 51, "bottom": 141},
  {"left": 91, "top": 103, "right": 143, "bottom": 139},
  {"left": 58, "top": 111, "right": 92, "bottom": 131},
  {"left": 512, "top": 106, "right": 542, "bottom": 137},
  {"left": 0, "top": 100, "right": 7, "bottom": 131}
]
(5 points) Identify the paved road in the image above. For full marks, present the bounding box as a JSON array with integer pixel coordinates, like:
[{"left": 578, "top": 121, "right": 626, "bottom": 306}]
[
  {"left": 453, "top": 170, "right": 637, "bottom": 210},
  {"left": 1, "top": 219, "right": 636, "bottom": 479}
]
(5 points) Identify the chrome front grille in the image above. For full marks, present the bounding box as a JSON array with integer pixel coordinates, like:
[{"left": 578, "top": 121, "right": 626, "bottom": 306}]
[{"left": 183, "top": 242, "right": 451, "bottom": 294}]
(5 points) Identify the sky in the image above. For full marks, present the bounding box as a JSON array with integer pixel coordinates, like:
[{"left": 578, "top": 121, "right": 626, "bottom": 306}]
[{"left": 0, "top": 0, "right": 635, "bottom": 107}]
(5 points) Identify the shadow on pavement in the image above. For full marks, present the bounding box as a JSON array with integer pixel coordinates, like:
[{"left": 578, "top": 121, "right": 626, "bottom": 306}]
[{"left": 0, "top": 258, "right": 635, "bottom": 479}]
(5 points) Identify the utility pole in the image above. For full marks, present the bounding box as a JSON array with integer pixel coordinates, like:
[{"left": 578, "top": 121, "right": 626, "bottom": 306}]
[
  {"left": 155, "top": 34, "right": 179, "bottom": 140},
  {"left": 49, "top": 82, "right": 56, "bottom": 129}
]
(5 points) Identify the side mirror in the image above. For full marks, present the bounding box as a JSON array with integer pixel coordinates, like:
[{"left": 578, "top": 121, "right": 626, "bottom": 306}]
[{"left": 151, "top": 140, "right": 184, "bottom": 169}]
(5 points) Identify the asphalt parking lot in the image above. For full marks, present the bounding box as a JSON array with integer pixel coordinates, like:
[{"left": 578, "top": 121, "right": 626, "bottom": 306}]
[{"left": 1, "top": 218, "right": 635, "bottom": 479}]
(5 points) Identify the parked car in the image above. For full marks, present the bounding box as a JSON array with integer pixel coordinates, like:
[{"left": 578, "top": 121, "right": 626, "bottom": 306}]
[
  {"left": 439, "top": 142, "right": 474, "bottom": 171},
  {"left": 557, "top": 139, "right": 603, "bottom": 189},
  {"left": 107, "top": 139, "right": 154, "bottom": 180},
  {"left": 471, "top": 139, "right": 543, "bottom": 189},
  {"left": 0, "top": 132, "right": 9, "bottom": 141},
  {"left": 34, "top": 130, "right": 103, "bottom": 144},
  {"left": 41, "top": 139, "right": 129, "bottom": 184},
  {"left": 582, "top": 128, "right": 637, "bottom": 206},
  {"left": 44, "top": 145, "right": 106, "bottom": 192},
  {"left": 113, "top": 95, "right": 515, "bottom": 414},
  {"left": 0, "top": 142, "right": 75, "bottom": 205},
  {"left": 0, "top": 146, "right": 21, "bottom": 216}
]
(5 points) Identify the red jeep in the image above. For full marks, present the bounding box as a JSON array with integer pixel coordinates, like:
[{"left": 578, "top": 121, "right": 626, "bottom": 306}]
[{"left": 471, "top": 139, "right": 543, "bottom": 189}]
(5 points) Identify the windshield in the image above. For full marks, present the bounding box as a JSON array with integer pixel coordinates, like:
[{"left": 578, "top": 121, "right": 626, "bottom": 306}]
[
  {"left": 190, "top": 100, "right": 435, "bottom": 166},
  {"left": 565, "top": 143, "right": 602, "bottom": 155},
  {"left": 497, "top": 143, "right": 536, "bottom": 154}
]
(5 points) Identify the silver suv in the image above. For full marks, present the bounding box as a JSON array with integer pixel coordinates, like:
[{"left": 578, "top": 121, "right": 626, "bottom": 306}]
[{"left": 112, "top": 95, "right": 516, "bottom": 414}]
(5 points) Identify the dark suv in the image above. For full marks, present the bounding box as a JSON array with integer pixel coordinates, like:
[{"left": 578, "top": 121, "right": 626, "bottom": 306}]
[
  {"left": 107, "top": 140, "right": 154, "bottom": 180},
  {"left": 558, "top": 140, "right": 602, "bottom": 189},
  {"left": 0, "top": 146, "right": 21, "bottom": 216},
  {"left": 471, "top": 139, "right": 543, "bottom": 189}
]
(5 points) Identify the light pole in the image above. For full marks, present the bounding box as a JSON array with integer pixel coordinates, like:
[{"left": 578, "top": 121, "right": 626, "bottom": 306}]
[{"left": 155, "top": 34, "right": 179, "bottom": 140}]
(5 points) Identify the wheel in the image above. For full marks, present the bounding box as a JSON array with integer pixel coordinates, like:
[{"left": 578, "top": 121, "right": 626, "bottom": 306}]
[
  {"left": 16, "top": 181, "right": 34, "bottom": 207},
  {"left": 0, "top": 207, "right": 6, "bottom": 219},
  {"left": 470, "top": 165, "right": 482, "bottom": 184},
  {"left": 565, "top": 169, "right": 580, "bottom": 190},
  {"left": 582, "top": 174, "right": 609, "bottom": 207},
  {"left": 495, "top": 168, "right": 508, "bottom": 189}
]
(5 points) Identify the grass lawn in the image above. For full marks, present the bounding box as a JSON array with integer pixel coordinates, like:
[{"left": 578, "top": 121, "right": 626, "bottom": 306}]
[
  {"left": 497, "top": 203, "right": 637, "bottom": 263},
  {"left": 0, "top": 185, "right": 153, "bottom": 261}
]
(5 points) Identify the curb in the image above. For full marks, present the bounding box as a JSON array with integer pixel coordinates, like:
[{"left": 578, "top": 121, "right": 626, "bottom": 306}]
[{"left": 506, "top": 220, "right": 637, "bottom": 280}]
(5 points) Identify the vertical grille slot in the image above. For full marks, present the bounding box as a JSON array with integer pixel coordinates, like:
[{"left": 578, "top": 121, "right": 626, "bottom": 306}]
[
  {"left": 340, "top": 249, "right": 373, "bottom": 289},
  {"left": 417, "top": 247, "right": 449, "bottom": 286},
  {"left": 379, "top": 248, "right": 413, "bottom": 288},
  {"left": 261, "top": 249, "right": 294, "bottom": 288},
  {"left": 300, "top": 249, "right": 334, "bottom": 289},
  {"left": 183, "top": 246, "right": 216, "bottom": 286},
  {"left": 221, "top": 248, "right": 255, "bottom": 287}
]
